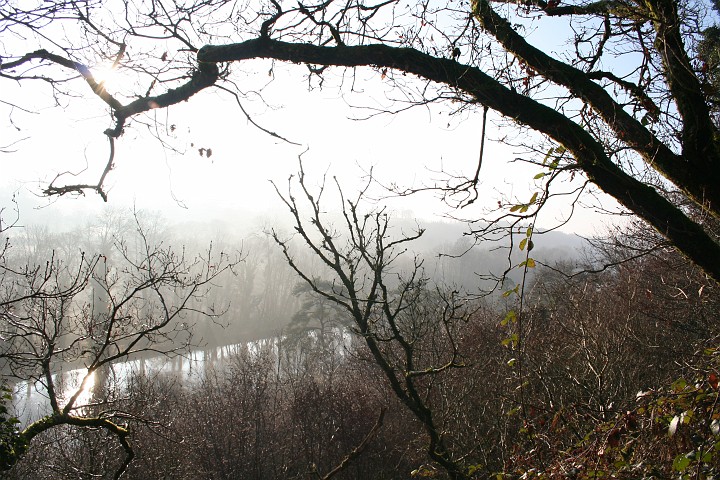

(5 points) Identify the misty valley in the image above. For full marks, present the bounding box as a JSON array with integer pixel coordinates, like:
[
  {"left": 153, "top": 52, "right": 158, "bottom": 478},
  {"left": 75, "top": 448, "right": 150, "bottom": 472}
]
[
  {"left": 3, "top": 0, "right": 720, "bottom": 476},
  {"left": 2, "top": 204, "right": 718, "bottom": 479}
]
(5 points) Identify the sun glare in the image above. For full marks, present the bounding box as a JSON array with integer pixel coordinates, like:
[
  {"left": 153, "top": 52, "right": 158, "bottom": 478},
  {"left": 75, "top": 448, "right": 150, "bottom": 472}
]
[
  {"left": 65, "top": 369, "right": 97, "bottom": 412},
  {"left": 92, "top": 63, "right": 120, "bottom": 91}
]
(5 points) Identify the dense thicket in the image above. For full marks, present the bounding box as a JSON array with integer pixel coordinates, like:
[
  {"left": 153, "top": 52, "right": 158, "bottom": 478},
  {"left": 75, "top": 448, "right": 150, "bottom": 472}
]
[{"left": 4, "top": 235, "right": 717, "bottom": 479}]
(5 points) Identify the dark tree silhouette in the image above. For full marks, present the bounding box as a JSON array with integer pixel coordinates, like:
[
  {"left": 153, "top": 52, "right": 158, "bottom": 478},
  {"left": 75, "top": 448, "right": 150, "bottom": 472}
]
[
  {"left": 272, "top": 162, "right": 473, "bottom": 478},
  {"left": 2, "top": 0, "right": 720, "bottom": 281}
]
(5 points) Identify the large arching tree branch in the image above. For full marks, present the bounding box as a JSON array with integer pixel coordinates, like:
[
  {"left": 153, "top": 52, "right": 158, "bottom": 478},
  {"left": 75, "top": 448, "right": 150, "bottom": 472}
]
[
  {"left": 197, "top": 38, "right": 720, "bottom": 283},
  {"left": 0, "top": 50, "right": 124, "bottom": 111},
  {"left": 644, "top": 0, "right": 720, "bottom": 176},
  {"left": 104, "top": 61, "right": 220, "bottom": 138},
  {"left": 1, "top": 50, "right": 220, "bottom": 199},
  {"left": 15, "top": 413, "right": 134, "bottom": 480},
  {"left": 495, "top": 0, "right": 643, "bottom": 17},
  {"left": 6, "top": 10, "right": 718, "bottom": 283},
  {"left": 473, "top": 0, "right": 720, "bottom": 218}
]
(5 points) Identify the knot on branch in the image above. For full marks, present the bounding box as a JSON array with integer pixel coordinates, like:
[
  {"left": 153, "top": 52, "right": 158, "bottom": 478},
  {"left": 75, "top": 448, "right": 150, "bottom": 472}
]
[
  {"left": 196, "top": 45, "right": 213, "bottom": 63},
  {"left": 195, "top": 60, "right": 220, "bottom": 86},
  {"left": 104, "top": 60, "right": 220, "bottom": 139}
]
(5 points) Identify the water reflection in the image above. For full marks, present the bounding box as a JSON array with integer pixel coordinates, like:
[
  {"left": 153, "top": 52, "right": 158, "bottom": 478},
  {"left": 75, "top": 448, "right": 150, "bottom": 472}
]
[
  {"left": 11, "top": 340, "right": 282, "bottom": 426},
  {"left": 11, "top": 330, "right": 351, "bottom": 427}
]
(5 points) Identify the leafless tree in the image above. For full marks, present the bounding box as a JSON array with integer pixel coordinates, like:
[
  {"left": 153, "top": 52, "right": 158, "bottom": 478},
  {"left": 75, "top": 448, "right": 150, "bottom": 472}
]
[
  {"left": 271, "top": 161, "right": 474, "bottom": 478},
  {"left": 1, "top": 0, "right": 719, "bottom": 283},
  {"left": 0, "top": 210, "right": 238, "bottom": 477}
]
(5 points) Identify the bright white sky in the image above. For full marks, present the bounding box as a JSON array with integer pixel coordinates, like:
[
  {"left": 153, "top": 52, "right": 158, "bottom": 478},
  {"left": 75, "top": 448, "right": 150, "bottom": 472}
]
[{"left": 1, "top": 39, "right": 621, "bottom": 237}]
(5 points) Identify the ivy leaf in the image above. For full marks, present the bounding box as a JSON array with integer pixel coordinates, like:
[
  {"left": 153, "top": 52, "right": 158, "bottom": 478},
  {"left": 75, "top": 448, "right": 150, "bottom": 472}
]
[
  {"left": 672, "top": 378, "right": 688, "bottom": 392},
  {"left": 519, "top": 238, "right": 528, "bottom": 251},
  {"left": 672, "top": 453, "right": 690, "bottom": 471}
]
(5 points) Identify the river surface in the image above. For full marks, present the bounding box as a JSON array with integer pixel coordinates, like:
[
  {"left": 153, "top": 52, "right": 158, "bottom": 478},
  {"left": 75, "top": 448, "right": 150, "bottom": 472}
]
[
  {"left": 10, "top": 339, "right": 281, "bottom": 426},
  {"left": 11, "top": 330, "right": 351, "bottom": 426}
]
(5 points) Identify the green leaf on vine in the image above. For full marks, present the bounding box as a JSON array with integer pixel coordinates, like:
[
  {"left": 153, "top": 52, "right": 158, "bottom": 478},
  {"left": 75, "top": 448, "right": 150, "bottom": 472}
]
[{"left": 501, "top": 310, "right": 517, "bottom": 326}]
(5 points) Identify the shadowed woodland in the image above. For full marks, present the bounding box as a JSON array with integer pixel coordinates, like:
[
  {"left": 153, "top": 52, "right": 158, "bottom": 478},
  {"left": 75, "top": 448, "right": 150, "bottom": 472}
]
[{"left": 2, "top": 196, "right": 719, "bottom": 479}]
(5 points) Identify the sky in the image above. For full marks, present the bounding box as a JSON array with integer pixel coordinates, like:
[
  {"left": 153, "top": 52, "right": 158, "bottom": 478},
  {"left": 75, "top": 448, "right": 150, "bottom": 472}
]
[{"left": 0, "top": 27, "right": 622, "bottom": 239}]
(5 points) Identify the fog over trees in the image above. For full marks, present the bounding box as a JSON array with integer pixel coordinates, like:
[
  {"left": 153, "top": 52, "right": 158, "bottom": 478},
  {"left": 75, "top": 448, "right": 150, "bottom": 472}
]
[
  {"left": 2, "top": 200, "right": 718, "bottom": 478},
  {"left": 2, "top": 0, "right": 720, "bottom": 478}
]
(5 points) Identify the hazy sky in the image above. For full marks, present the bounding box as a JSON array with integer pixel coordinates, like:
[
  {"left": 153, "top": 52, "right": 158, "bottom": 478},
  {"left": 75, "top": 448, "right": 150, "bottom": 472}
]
[{"left": 1, "top": 48, "right": 620, "bottom": 236}]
